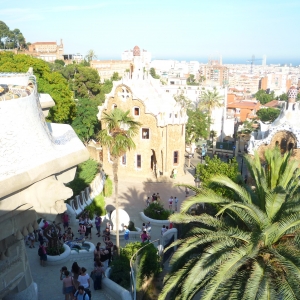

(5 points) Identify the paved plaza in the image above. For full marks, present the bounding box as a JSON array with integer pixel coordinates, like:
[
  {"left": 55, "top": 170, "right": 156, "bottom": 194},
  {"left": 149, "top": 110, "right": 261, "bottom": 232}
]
[{"left": 27, "top": 171, "right": 195, "bottom": 300}]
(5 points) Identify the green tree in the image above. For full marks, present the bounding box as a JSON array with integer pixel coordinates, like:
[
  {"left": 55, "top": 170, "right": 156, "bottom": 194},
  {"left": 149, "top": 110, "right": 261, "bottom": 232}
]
[
  {"left": 187, "top": 74, "right": 198, "bottom": 86},
  {"left": 255, "top": 89, "right": 275, "bottom": 105},
  {"left": 257, "top": 107, "right": 280, "bottom": 123},
  {"left": 54, "top": 59, "right": 65, "bottom": 66},
  {"left": 0, "top": 52, "right": 75, "bottom": 123},
  {"left": 150, "top": 67, "right": 160, "bottom": 79},
  {"left": 195, "top": 155, "right": 241, "bottom": 197},
  {"left": 71, "top": 98, "right": 100, "bottom": 144},
  {"left": 97, "top": 109, "right": 141, "bottom": 252},
  {"left": 198, "top": 88, "right": 223, "bottom": 131},
  {"left": 160, "top": 148, "right": 300, "bottom": 299},
  {"left": 174, "top": 91, "right": 192, "bottom": 111},
  {"left": 185, "top": 109, "right": 210, "bottom": 145},
  {"left": 0, "top": 21, "right": 26, "bottom": 49},
  {"left": 74, "top": 66, "right": 101, "bottom": 100}
]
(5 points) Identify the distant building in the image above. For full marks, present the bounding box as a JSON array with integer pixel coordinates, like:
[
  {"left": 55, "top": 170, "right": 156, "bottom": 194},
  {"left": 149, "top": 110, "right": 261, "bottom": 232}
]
[
  {"left": 248, "top": 86, "right": 300, "bottom": 160},
  {"left": 63, "top": 53, "right": 83, "bottom": 64},
  {"left": 199, "top": 62, "right": 229, "bottom": 86},
  {"left": 90, "top": 60, "right": 132, "bottom": 82},
  {"left": 122, "top": 46, "right": 151, "bottom": 66},
  {"left": 27, "top": 40, "right": 64, "bottom": 62}
]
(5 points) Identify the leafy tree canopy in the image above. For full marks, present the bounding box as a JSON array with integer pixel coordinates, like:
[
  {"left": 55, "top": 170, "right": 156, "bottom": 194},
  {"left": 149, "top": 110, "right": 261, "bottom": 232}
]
[
  {"left": 187, "top": 74, "right": 198, "bottom": 86},
  {"left": 0, "top": 52, "right": 75, "bottom": 123},
  {"left": 186, "top": 109, "right": 210, "bottom": 144},
  {"left": 255, "top": 89, "right": 275, "bottom": 104},
  {"left": 195, "top": 155, "right": 241, "bottom": 196},
  {"left": 276, "top": 92, "right": 300, "bottom": 101},
  {"left": 0, "top": 21, "right": 26, "bottom": 49},
  {"left": 71, "top": 98, "right": 100, "bottom": 144},
  {"left": 150, "top": 67, "right": 160, "bottom": 79},
  {"left": 257, "top": 107, "right": 280, "bottom": 123}
]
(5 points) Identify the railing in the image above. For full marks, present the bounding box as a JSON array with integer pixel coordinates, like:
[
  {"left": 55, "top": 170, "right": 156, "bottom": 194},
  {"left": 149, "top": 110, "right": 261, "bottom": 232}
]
[{"left": 130, "top": 239, "right": 161, "bottom": 300}]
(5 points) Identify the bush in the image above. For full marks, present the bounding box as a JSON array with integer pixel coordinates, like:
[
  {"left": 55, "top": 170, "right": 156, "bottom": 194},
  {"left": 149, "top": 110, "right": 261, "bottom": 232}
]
[
  {"left": 66, "top": 159, "right": 99, "bottom": 196},
  {"left": 128, "top": 221, "right": 137, "bottom": 231},
  {"left": 110, "top": 242, "right": 161, "bottom": 289},
  {"left": 144, "top": 203, "right": 171, "bottom": 220}
]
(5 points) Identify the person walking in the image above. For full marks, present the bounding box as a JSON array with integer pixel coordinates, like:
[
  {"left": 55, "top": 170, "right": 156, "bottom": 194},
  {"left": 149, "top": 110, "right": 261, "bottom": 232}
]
[
  {"left": 62, "top": 270, "right": 74, "bottom": 300},
  {"left": 95, "top": 214, "right": 102, "bottom": 237},
  {"left": 140, "top": 230, "right": 149, "bottom": 243},
  {"left": 73, "top": 285, "right": 90, "bottom": 300},
  {"left": 77, "top": 267, "right": 90, "bottom": 289},
  {"left": 168, "top": 196, "right": 173, "bottom": 210},
  {"left": 174, "top": 197, "right": 179, "bottom": 212},
  {"left": 124, "top": 226, "right": 130, "bottom": 244},
  {"left": 78, "top": 224, "right": 86, "bottom": 238}
]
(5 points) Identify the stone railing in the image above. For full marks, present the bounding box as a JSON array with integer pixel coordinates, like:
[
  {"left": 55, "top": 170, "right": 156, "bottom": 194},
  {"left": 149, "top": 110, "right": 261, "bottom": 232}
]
[{"left": 67, "top": 171, "right": 106, "bottom": 224}]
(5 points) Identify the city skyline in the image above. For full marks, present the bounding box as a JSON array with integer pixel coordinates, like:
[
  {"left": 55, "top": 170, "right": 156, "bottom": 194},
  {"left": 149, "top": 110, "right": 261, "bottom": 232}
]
[{"left": 1, "top": 0, "right": 300, "bottom": 65}]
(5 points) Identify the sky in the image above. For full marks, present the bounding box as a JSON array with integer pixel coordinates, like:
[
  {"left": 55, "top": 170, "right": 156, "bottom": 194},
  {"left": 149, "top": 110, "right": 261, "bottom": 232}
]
[{"left": 1, "top": 0, "right": 300, "bottom": 65}]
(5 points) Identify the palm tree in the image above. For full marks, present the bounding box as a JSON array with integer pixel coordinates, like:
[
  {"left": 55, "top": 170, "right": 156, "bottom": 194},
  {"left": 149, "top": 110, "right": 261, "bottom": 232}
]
[
  {"left": 85, "top": 49, "right": 97, "bottom": 62},
  {"left": 160, "top": 147, "right": 300, "bottom": 300},
  {"left": 198, "top": 88, "right": 223, "bottom": 129},
  {"left": 97, "top": 108, "right": 141, "bottom": 253}
]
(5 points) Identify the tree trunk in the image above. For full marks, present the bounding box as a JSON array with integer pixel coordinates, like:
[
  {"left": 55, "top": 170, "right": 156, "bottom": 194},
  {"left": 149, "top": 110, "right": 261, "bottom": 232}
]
[{"left": 112, "top": 156, "right": 120, "bottom": 255}]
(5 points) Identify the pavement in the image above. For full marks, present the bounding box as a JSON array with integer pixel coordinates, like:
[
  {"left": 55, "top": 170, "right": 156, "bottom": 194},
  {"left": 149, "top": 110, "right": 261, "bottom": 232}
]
[{"left": 26, "top": 171, "right": 195, "bottom": 300}]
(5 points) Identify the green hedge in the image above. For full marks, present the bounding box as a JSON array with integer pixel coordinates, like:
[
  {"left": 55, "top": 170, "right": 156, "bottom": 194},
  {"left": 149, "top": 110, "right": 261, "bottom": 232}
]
[
  {"left": 84, "top": 193, "right": 106, "bottom": 219},
  {"left": 144, "top": 203, "right": 171, "bottom": 220},
  {"left": 66, "top": 159, "right": 99, "bottom": 196}
]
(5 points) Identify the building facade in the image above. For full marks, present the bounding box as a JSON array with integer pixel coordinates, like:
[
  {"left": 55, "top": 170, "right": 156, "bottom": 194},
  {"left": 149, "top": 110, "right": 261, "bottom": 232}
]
[
  {"left": 97, "top": 57, "right": 188, "bottom": 178},
  {"left": 27, "top": 40, "right": 64, "bottom": 62}
]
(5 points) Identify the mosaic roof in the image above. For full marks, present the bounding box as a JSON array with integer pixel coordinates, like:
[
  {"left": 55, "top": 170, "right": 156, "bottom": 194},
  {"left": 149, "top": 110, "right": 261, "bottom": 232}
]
[{"left": 0, "top": 78, "right": 34, "bottom": 101}]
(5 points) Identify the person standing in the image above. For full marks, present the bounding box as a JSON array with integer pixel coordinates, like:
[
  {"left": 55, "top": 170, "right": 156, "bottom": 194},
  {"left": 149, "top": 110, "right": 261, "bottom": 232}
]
[
  {"left": 168, "top": 196, "right": 173, "bottom": 210},
  {"left": 124, "top": 226, "right": 130, "bottom": 244},
  {"left": 38, "top": 242, "right": 47, "bottom": 266},
  {"left": 140, "top": 230, "right": 149, "bottom": 243},
  {"left": 93, "top": 261, "right": 106, "bottom": 290},
  {"left": 62, "top": 212, "right": 69, "bottom": 231},
  {"left": 85, "top": 217, "right": 93, "bottom": 240},
  {"left": 95, "top": 214, "right": 102, "bottom": 237},
  {"left": 78, "top": 224, "right": 86, "bottom": 238},
  {"left": 161, "top": 225, "right": 167, "bottom": 236},
  {"left": 174, "top": 197, "right": 178, "bottom": 212},
  {"left": 146, "top": 197, "right": 150, "bottom": 207},
  {"left": 156, "top": 193, "right": 161, "bottom": 201},
  {"left": 62, "top": 270, "right": 74, "bottom": 300},
  {"left": 71, "top": 262, "right": 81, "bottom": 290}
]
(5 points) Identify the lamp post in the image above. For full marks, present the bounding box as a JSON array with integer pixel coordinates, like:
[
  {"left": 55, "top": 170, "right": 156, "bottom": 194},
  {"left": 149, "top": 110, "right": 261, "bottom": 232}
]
[{"left": 194, "top": 176, "right": 200, "bottom": 188}]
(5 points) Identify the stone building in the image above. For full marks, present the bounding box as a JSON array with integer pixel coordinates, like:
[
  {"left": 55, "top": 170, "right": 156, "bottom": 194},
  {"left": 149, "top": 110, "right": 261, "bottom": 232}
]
[
  {"left": 27, "top": 40, "right": 64, "bottom": 62},
  {"left": 248, "top": 86, "right": 300, "bottom": 159},
  {"left": 0, "top": 69, "right": 88, "bottom": 299},
  {"left": 97, "top": 53, "right": 188, "bottom": 179}
]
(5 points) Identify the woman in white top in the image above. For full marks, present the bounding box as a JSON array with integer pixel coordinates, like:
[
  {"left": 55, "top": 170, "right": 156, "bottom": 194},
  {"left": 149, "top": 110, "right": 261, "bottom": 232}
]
[{"left": 77, "top": 267, "right": 90, "bottom": 288}]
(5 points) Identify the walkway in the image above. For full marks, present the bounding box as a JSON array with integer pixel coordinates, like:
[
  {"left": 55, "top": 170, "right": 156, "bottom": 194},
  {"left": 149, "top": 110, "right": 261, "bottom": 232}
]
[{"left": 26, "top": 172, "right": 195, "bottom": 300}]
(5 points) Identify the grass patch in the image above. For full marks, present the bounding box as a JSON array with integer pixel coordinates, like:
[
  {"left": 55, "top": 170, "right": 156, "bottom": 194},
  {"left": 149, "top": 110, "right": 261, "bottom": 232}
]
[{"left": 85, "top": 193, "right": 107, "bottom": 219}]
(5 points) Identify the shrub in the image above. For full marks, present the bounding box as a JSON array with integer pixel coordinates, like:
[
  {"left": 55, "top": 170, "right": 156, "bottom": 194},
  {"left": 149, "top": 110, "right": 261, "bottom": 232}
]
[
  {"left": 128, "top": 221, "right": 137, "bottom": 231},
  {"left": 110, "top": 242, "right": 161, "bottom": 289},
  {"left": 144, "top": 203, "right": 171, "bottom": 220},
  {"left": 66, "top": 159, "right": 99, "bottom": 196}
]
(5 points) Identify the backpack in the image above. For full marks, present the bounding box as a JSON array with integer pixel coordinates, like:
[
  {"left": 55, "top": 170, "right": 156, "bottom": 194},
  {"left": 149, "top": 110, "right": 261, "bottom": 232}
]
[
  {"left": 75, "top": 289, "right": 91, "bottom": 300},
  {"left": 38, "top": 247, "right": 43, "bottom": 256}
]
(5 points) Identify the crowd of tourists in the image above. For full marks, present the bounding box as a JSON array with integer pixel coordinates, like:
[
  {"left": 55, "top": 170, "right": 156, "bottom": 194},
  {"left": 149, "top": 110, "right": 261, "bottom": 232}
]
[{"left": 146, "top": 193, "right": 180, "bottom": 211}]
